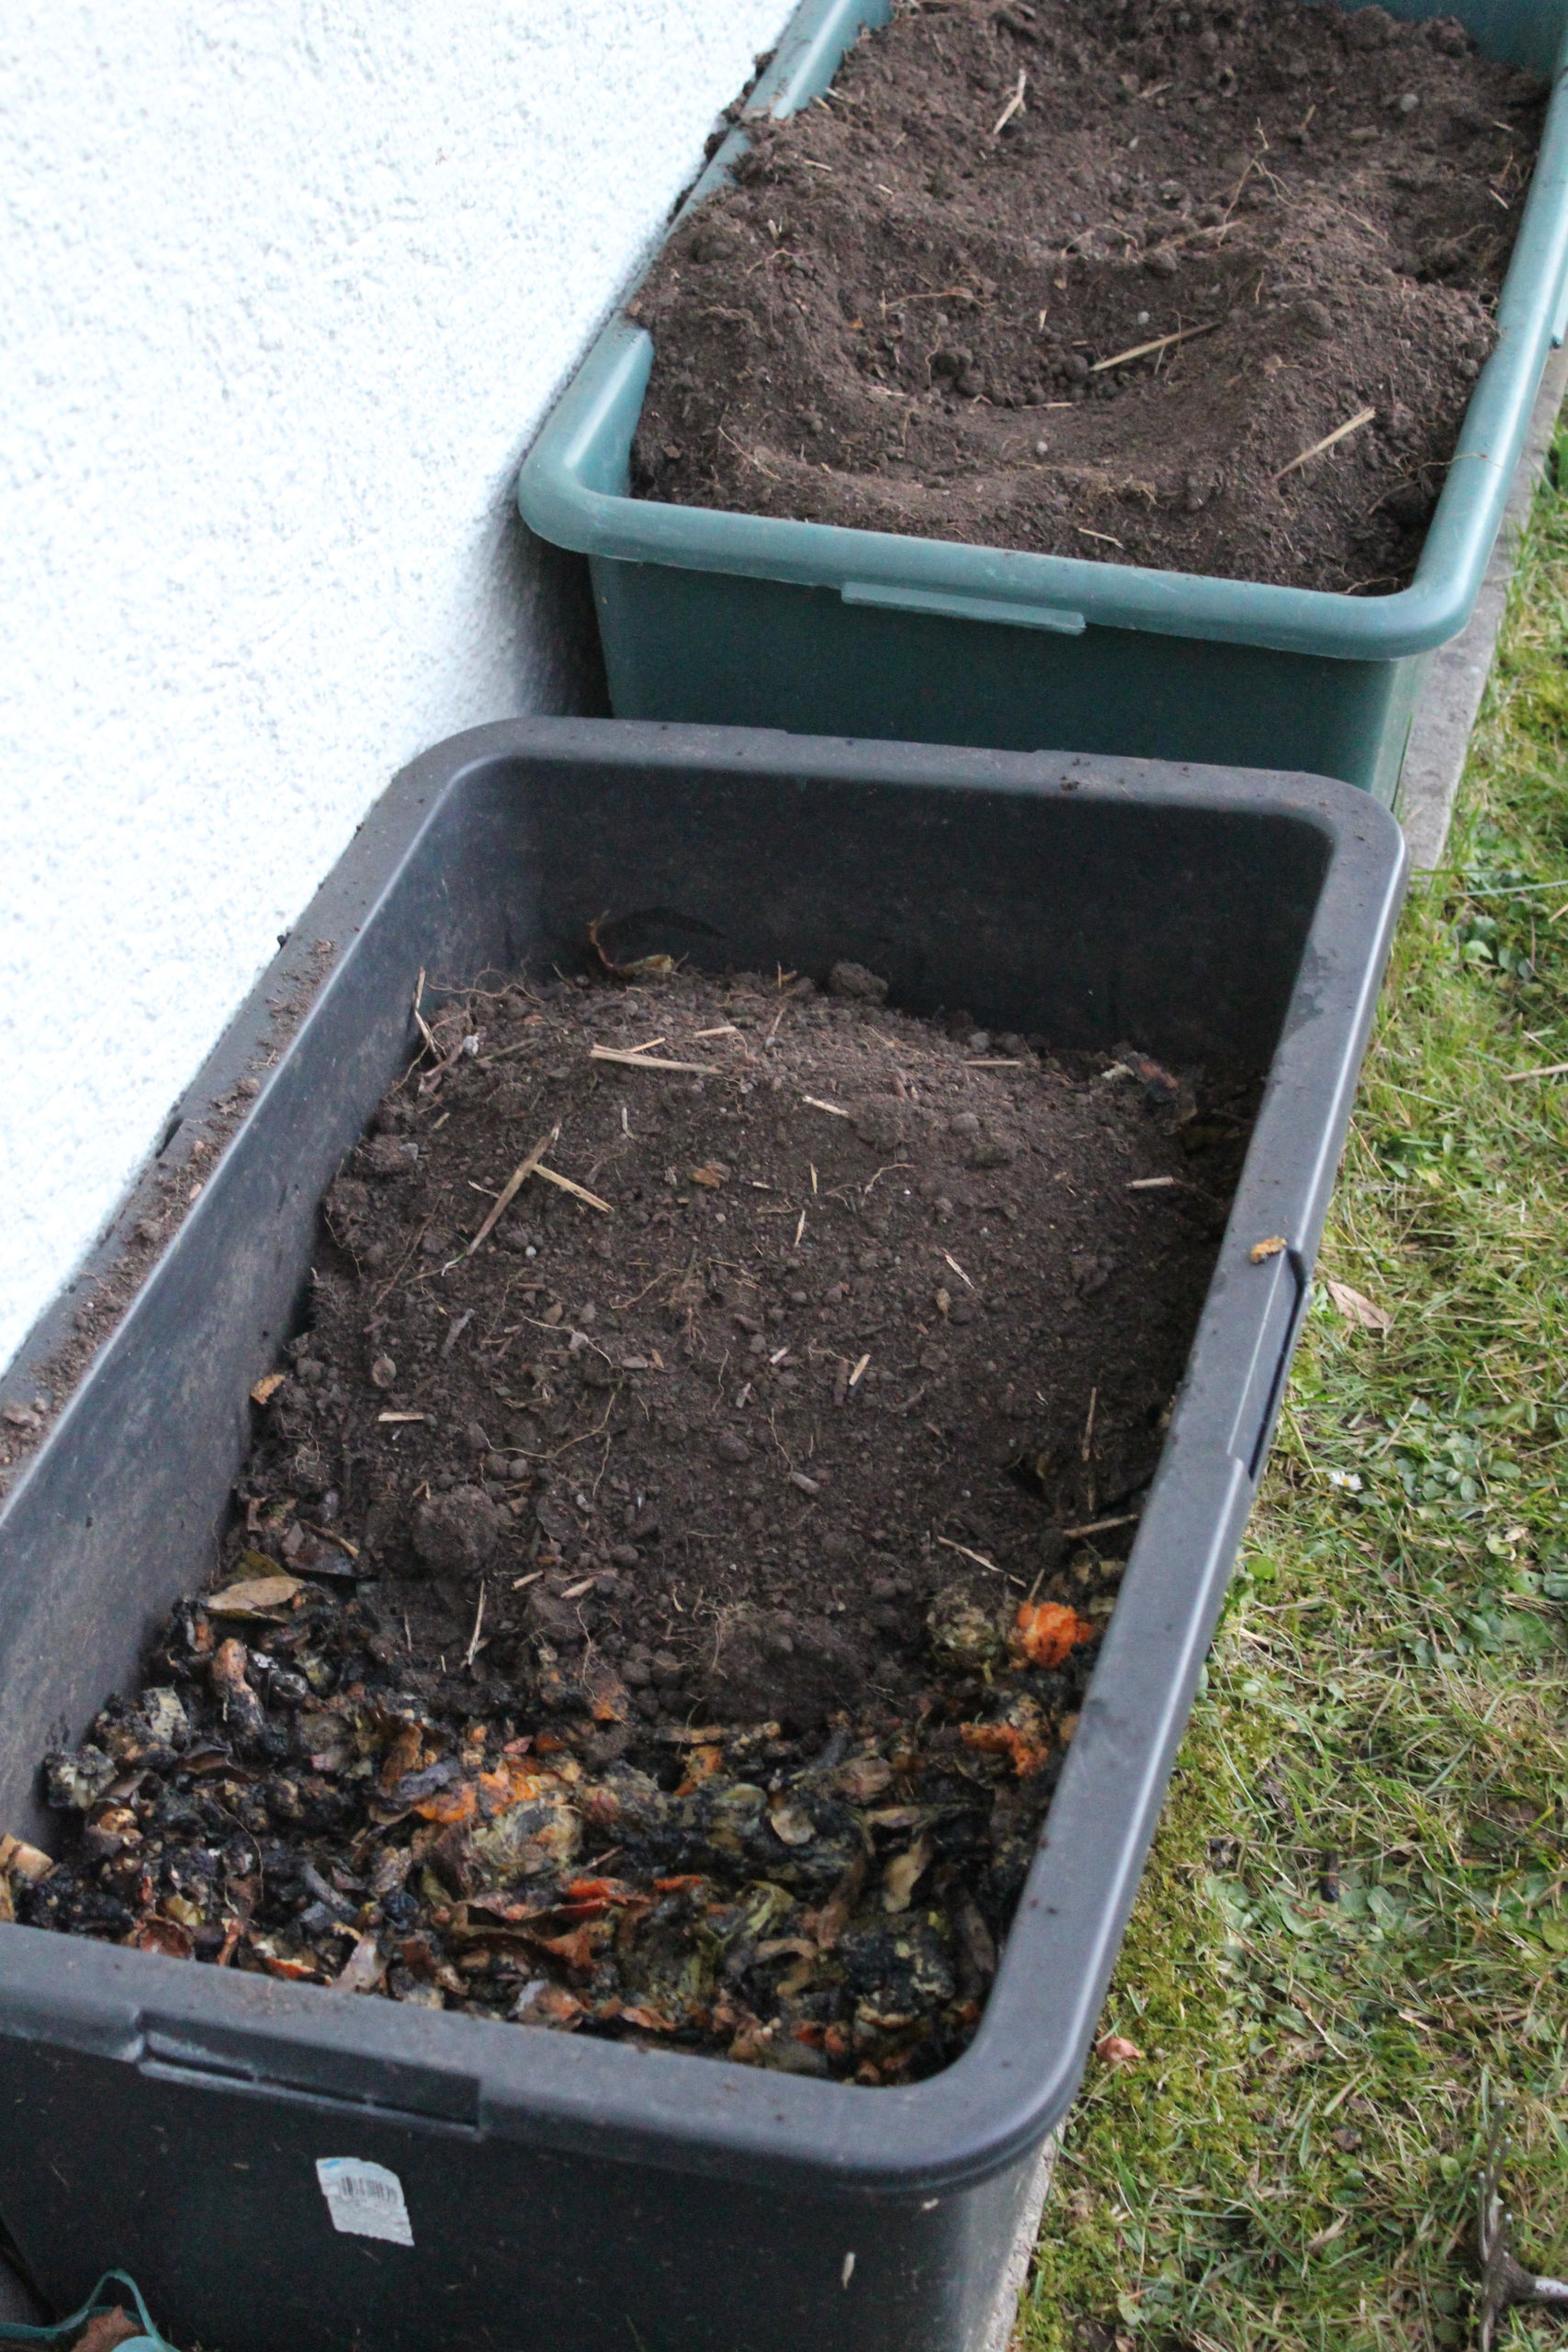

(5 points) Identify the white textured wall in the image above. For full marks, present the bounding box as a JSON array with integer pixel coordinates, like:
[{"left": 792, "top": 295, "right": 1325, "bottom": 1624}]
[{"left": 0, "top": 0, "right": 785, "bottom": 1379}]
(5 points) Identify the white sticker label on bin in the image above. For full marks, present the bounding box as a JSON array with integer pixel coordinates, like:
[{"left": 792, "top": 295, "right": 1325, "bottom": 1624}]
[{"left": 315, "top": 2156, "right": 414, "bottom": 2246}]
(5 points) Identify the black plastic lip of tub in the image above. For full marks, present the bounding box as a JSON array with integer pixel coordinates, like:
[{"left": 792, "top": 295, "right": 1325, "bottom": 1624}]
[{"left": 0, "top": 720, "right": 1404, "bottom": 2346}]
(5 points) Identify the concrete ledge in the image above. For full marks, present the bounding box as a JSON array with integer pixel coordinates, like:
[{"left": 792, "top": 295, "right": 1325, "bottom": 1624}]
[
  {"left": 980, "top": 2137, "right": 1058, "bottom": 2352},
  {"left": 1398, "top": 342, "right": 1568, "bottom": 874}
]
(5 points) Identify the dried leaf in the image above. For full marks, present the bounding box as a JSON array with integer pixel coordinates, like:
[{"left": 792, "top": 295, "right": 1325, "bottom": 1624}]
[
  {"left": 835, "top": 1756, "right": 893, "bottom": 1803},
  {"left": 335, "top": 1932, "right": 388, "bottom": 1995},
  {"left": 207, "top": 1573, "right": 304, "bottom": 1619},
  {"left": 955, "top": 1894, "right": 998, "bottom": 1981},
  {"left": 620, "top": 2003, "right": 680, "bottom": 2031},
  {"left": 755, "top": 1936, "right": 818, "bottom": 1963},
  {"left": 126, "top": 1915, "right": 195, "bottom": 1961},
  {"left": 1249, "top": 1235, "right": 1288, "bottom": 1263},
  {"left": 690, "top": 1163, "right": 728, "bottom": 1188},
  {"left": 883, "top": 1835, "right": 932, "bottom": 1914},
  {"left": 235, "top": 1548, "right": 287, "bottom": 1578},
  {"left": 1095, "top": 2032, "right": 1145, "bottom": 2066},
  {"left": 0, "top": 1833, "right": 54, "bottom": 1883},
  {"left": 768, "top": 1800, "right": 816, "bottom": 1848},
  {"left": 1325, "top": 1277, "right": 1393, "bottom": 1332},
  {"left": 249, "top": 1370, "right": 287, "bottom": 1406},
  {"left": 248, "top": 1935, "right": 329, "bottom": 1982},
  {"left": 530, "top": 1924, "right": 599, "bottom": 1973},
  {"left": 377, "top": 1722, "right": 428, "bottom": 1798},
  {"left": 812, "top": 1855, "right": 867, "bottom": 1951},
  {"left": 514, "top": 1981, "right": 584, "bottom": 2028},
  {"left": 582, "top": 1656, "right": 632, "bottom": 1724}
]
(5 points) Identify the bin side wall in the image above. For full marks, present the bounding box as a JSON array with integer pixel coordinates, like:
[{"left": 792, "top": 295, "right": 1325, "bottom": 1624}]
[
  {"left": 1332, "top": 0, "right": 1568, "bottom": 74},
  {"left": 0, "top": 2030, "right": 1030, "bottom": 2352},
  {"left": 592, "top": 560, "right": 1413, "bottom": 797}
]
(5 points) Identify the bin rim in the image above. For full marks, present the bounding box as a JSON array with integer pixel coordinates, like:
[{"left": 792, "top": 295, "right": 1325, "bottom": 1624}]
[
  {"left": 517, "top": 0, "right": 1568, "bottom": 666},
  {"left": 0, "top": 718, "right": 1406, "bottom": 2208}
]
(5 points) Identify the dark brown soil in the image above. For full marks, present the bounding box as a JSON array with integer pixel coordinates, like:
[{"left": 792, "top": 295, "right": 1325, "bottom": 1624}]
[
  {"left": 630, "top": 0, "right": 1544, "bottom": 594},
  {"left": 18, "top": 962, "right": 1258, "bottom": 2084}
]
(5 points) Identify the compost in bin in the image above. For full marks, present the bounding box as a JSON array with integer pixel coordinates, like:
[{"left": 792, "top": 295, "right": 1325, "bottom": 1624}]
[
  {"left": 11, "top": 958, "right": 1259, "bottom": 2086},
  {"left": 630, "top": 0, "right": 1546, "bottom": 594}
]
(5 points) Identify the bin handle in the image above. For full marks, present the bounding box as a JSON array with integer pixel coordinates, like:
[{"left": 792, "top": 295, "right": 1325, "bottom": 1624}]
[
  {"left": 841, "top": 579, "right": 1087, "bottom": 635},
  {"left": 0, "top": 2271, "right": 171, "bottom": 2352},
  {"left": 1227, "top": 1246, "right": 1307, "bottom": 1481}
]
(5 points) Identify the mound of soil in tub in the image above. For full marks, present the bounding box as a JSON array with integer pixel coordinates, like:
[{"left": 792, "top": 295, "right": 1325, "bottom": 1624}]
[
  {"left": 630, "top": 0, "right": 1545, "bottom": 594},
  {"left": 16, "top": 960, "right": 1258, "bottom": 2085}
]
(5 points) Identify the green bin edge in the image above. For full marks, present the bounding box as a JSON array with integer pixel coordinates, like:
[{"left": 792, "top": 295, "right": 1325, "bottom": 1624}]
[{"left": 520, "top": 0, "right": 1568, "bottom": 799}]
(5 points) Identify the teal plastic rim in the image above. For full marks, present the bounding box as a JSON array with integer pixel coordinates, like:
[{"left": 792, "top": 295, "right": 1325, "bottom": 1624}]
[
  {"left": 0, "top": 2272, "right": 169, "bottom": 2352},
  {"left": 520, "top": 0, "right": 1568, "bottom": 666}
]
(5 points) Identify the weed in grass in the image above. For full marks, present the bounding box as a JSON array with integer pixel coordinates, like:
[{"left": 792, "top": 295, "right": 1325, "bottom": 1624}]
[{"left": 1021, "top": 423, "right": 1568, "bottom": 2352}]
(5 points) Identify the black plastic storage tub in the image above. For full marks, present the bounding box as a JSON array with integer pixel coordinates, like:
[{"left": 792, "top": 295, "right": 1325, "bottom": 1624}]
[{"left": 0, "top": 721, "right": 1404, "bottom": 2352}]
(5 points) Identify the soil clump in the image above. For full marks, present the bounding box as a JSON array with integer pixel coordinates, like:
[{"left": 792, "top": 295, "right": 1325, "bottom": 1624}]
[
  {"left": 631, "top": 0, "right": 1545, "bottom": 594},
  {"left": 17, "top": 962, "right": 1257, "bottom": 2083}
]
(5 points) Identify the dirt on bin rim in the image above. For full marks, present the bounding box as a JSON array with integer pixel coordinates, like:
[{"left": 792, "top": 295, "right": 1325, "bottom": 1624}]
[
  {"left": 0, "top": 937, "right": 339, "bottom": 1501},
  {"left": 629, "top": 0, "right": 1546, "bottom": 596},
  {"left": 11, "top": 956, "right": 1260, "bottom": 2086}
]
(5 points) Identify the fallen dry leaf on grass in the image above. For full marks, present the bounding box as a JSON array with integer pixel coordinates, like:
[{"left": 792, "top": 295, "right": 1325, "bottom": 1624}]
[
  {"left": 1094, "top": 2032, "right": 1145, "bottom": 2067},
  {"left": 1324, "top": 1277, "right": 1393, "bottom": 1332}
]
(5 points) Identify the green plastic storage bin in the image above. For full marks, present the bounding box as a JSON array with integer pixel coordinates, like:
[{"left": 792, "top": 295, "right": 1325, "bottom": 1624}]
[{"left": 518, "top": 0, "right": 1568, "bottom": 801}]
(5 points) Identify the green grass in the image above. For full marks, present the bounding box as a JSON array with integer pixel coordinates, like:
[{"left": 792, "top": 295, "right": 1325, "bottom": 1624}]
[{"left": 1020, "top": 423, "right": 1568, "bottom": 2352}]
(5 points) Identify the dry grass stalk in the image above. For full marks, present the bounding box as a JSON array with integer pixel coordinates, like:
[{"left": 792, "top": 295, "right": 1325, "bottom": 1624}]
[
  {"left": 1089, "top": 319, "right": 1219, "bottom": 374},
  {"left": 991, "top": 69, "right": 1027, "bottom": 137},
  {"left": 935, "top": 1533, "right": 1006, "bottom": 1575},
  {"left": 535, "top": 1164, "right": 614, "bottom": 1215},
  {"left": 590, "top": 1046, "right": 713, "bottom": 1074},
  {"left": 467, "top": 1125, "right": 558, "bottom": 1255},
  {"left": 1273, "top": 404, "right": 1377, "bottom": 483}
]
